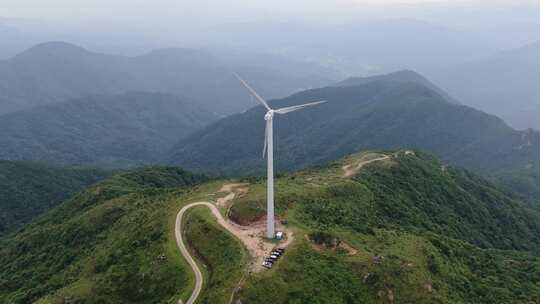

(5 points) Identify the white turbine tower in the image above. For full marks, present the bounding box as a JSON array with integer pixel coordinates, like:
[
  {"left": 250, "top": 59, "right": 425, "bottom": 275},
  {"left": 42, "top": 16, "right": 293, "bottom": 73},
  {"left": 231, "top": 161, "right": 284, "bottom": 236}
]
[{"left": 235, "top": 74, "right": 326, "bottom": 238}]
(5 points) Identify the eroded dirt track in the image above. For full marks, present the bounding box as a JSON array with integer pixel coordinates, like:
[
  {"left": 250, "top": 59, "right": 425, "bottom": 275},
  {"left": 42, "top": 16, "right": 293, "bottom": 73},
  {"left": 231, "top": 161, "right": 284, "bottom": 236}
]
[
  {"left": 342, "top": 153, "right": 392, "bottom": 177},
  {"left": 175, "top": 183, "right": 293, "bottom": 304}
]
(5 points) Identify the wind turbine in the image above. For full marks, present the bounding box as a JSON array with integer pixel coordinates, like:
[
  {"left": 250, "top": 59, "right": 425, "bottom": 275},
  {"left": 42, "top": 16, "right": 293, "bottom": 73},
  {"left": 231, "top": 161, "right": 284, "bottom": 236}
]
[{"left": 234, "top": 73, "right": 326, "bottom": 238}]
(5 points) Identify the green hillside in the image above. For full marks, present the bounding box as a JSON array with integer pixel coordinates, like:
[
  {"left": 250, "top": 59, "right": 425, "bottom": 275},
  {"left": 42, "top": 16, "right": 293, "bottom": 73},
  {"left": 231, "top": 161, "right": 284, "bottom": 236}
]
[
  {"left": 232, "top": 150, "right": 540, "bottom": 303},
  {"left": 1, "top": 150, "right": 539, "bottom": 303},
  {"left": 0, "top": 160, "right": 110, "bottom": 237},
  {"left": 0, "top": 167, "right": 207, "bottom": 304},
  {"left": 0, "top": 91, "right": 217, "bottom": 167},
  {"left": 183, "top": 207, "right": 248, "bottom": 304},
  {"left": 167, "top": 78, "right": 540, "bottom": 203}
]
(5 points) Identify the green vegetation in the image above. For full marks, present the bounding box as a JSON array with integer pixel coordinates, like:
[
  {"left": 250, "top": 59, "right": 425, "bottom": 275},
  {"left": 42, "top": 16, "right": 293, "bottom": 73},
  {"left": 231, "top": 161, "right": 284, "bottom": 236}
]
[
  {"left": 0, "top": 91, "right": 217, "bottom": 167},
  {"left": 184, "top": 207, "right": 247, "bottom": 304},
  {"left": 239, "top": 242, "right": 371, "bottom": 304},
  {"left": 0, "top": 167, "right": 206, "bottom": 304},
  {"left": 494, "top": 164, "right": 540, "bottom": 210},
  {"left": 2, "top": 150, "right": 540, "bottom": 303},
  {"left": 337, "top": 70, "right": 459, "bottom": 104},
  {"left": 0, "top": 160, "right": 110, "bottom": 237},
  {"left": 330, "top": 153, "right": 540, "bottom": 251},
  {"left": 230, "top": 151, "right": 540, "bottom": 303}
]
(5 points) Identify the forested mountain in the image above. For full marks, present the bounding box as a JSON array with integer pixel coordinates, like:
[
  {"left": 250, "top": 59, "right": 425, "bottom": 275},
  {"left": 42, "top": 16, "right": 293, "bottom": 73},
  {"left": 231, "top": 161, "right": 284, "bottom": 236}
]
[
  {"left": 2, "top": 151, "right": 539, "bottom": 303},
  {"left": 433, "top": 41, "right": 540, "bottom": 130},
  {"left": 167, "top": 76, "right": 540, "bottom": 202},
  {"left": 0, "top": 92, "right": 217, "bottom": 167},
  {"left": 0, "top": 161, "right": 110, "bottom": 237},
  {"left": 0, "top": 42, "right": 331, "bottom": 115},
  {"left": 0, "top": 167, "right": 207, "bottom": 303},
  {"left": 167, "top": 77, "right": 539, "bottom": 174},
  {"left": 236, "top": 151, "right": 540, "bottom": 303},
  {"left": 337, "top": 70, "right": 459, "bottom": 104}
]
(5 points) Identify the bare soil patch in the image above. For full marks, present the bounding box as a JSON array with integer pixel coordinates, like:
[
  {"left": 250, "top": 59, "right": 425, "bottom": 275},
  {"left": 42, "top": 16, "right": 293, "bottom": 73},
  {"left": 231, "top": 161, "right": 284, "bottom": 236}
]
[
  {"left": 342, "top": 153, "right": 391, "bottom": 177},
  {"left": 212, "top": 183, "right": 294, "bottom": 272}
]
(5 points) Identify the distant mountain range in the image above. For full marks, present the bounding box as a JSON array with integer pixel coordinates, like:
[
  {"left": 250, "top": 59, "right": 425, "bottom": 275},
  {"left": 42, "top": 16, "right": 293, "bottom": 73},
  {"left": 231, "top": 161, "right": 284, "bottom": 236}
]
[
  {"left": 0, "top": 92, "right": 217, "bottom": 167},
  {"left": 0, "top": 42, "right": 332, "bottom": 116},
  {"left": 167, "top": 71, "right": 540, "bottom": 202},
  {"left": 433, "top": 41, "right": 540, "bottom": 130}
]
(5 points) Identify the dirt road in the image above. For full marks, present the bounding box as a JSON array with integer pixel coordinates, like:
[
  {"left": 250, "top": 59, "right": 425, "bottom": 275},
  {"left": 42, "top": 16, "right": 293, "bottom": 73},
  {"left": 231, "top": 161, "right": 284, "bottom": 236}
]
[
  {"left": 175, "top": 202, "right": 213, "bottom": 304},
  {"left": 342, "top": 154, "right": 391, "bottom": 177},
  {"left": 175, "top": 184, "right": 293, "bottom": 304}
]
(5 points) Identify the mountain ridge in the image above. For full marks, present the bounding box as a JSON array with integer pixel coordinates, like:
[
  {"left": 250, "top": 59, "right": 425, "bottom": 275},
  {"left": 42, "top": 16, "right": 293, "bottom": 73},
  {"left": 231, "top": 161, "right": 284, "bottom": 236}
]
[
  {"left": 166, "top": 75, "right": 540, "bottom": 203},
  {"left": 0, "top": 91, "right": 218, "bottom": 167},
  {"left": 0, "top": 41, "right": 332, "bottom": 115},
  {"left": 336, "top": 70, "right": 459, "bottom": 104}
]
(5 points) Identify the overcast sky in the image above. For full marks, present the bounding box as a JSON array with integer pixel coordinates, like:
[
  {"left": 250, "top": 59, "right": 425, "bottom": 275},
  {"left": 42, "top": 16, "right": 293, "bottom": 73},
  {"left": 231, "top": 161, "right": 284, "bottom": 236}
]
[
  {"left": 2, "top": 0, "right": 539, "bottom": 28},
  {"left": 1, "top": 0, "right": 539, "bottom": 56}
]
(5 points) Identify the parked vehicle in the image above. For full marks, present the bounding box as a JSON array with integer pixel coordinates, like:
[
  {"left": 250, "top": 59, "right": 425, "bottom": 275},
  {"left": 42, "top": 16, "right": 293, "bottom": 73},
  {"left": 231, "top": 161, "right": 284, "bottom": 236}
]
[{"left": 262, "top": 261, "right": 273, "bottom": 269}]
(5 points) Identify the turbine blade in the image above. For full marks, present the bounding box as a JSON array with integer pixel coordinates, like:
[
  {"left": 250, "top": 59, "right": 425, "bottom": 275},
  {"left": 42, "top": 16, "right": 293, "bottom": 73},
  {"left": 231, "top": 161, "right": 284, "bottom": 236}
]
[
  {"left": 274, "top": 100, "right": 327, "bottom": 115},
  {"left": 234, "top": 73, "right": 272, "bottom": 111},
  {"left": 262, "top": 120, "right": 268, "bottom": 158}
]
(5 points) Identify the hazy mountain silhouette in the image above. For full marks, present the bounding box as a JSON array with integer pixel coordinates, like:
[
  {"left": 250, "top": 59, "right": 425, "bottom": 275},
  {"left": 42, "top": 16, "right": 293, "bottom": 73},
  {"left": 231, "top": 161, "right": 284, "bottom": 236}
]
[
  {"left": 434, "top": 41, "right": 540, "bottom": 130},
  {"left": 0, "top": 42, "right": 332, "bottom": 115}
]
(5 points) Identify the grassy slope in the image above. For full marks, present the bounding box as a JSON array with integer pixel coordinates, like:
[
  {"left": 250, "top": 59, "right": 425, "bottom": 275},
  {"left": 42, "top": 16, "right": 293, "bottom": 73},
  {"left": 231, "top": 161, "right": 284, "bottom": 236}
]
[
  {"left": 0, "top": 160, "right": 111, "bottom": 237},
  {"left": 0, "top": 167, "right": 207, "bottom": 304},
  {"left": 2, "top": 151, "right": 540, "bottom": 303},
  {"left": 183, "top": 207, "right": 248, "bottom": 304},
  {"left": 231, "top": 151, "right": 540, "bottom": 303}
]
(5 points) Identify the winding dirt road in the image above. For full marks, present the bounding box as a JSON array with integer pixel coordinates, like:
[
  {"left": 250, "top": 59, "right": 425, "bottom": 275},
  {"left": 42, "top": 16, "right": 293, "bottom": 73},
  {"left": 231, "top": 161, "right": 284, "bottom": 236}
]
[
  {"left": 175, "top": 202, "right": 213, "bottom": 304},
  {"left": 175, "top": 184, "right": 294, "bottom": 304}
]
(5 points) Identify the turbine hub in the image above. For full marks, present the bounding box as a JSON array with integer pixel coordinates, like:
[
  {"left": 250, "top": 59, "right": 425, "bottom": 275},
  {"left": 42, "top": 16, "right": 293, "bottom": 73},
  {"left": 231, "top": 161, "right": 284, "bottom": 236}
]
[{"left": 264, "top": 110, "right": 274, "bottom": 120}]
